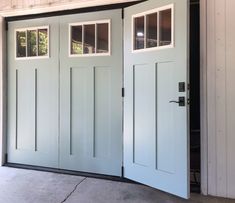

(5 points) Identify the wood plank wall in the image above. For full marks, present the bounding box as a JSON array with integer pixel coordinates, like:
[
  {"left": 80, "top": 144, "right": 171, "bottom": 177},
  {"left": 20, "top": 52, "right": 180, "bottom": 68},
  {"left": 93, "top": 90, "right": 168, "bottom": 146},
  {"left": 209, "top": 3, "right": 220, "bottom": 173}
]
[
  {"left": 0, "top": 0, "right": 90, "bottom": 10},
  {"left": 0, "top": 0, "right": 135, "bottom": 11},
  {"left": 207, "top": 0, "right": 235, "bottom": 199}
]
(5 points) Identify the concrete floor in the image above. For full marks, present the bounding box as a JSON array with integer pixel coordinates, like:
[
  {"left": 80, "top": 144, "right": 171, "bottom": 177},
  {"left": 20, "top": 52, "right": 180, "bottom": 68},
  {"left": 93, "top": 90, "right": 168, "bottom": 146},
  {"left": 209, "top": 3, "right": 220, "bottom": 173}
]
[{"left": 0, "top": 167, "right": 234, "bottom": 203}]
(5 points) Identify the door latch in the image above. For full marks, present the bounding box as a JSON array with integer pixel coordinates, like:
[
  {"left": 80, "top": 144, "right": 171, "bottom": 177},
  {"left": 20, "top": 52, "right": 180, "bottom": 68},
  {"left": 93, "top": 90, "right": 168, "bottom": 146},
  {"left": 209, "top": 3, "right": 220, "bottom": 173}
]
[
  {"left": 169, "top": 97, "right": 185, "bottom": 107},
  {"left": 179, "top": 82, "right": 185, "bottom": 92}
]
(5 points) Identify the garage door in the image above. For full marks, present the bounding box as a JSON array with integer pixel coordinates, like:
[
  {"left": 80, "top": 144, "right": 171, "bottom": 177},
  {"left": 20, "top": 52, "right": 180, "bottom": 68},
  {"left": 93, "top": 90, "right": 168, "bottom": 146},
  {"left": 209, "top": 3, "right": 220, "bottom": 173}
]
[
  {"left": 7, "top": 17, "right": 60, "bottom": 168},
  {"left": 7, "top": 1, "right": 189, "bottom": 198},
  {"left": 59, "top": 10, "right": 123, "bottom": 176},
  {"left": 7, "top": 9, "right": 123, "bottom": 176},
  {"left": 123, "top": 0, "right": 189, "bottom": 199}
]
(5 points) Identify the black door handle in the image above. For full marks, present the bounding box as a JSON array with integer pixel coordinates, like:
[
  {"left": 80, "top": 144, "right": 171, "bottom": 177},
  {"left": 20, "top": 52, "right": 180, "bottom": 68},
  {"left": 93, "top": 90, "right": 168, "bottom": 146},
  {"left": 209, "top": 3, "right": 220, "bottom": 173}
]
[
  {"left": 169, "top": 97, "right": 185, "bottom": 106},
  {"left": 169, "top": 101, "right": 180, "bottom": 104}
]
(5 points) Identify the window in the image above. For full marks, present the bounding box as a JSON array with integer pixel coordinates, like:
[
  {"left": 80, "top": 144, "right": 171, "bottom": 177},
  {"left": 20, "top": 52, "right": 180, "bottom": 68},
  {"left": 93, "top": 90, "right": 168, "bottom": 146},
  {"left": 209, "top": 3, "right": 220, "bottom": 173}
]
[
  {"left": 16, "top": 26, "right": 49, "bottom": 59},
  {"left": 70, "top": 20, "right": 110, "bottom": 56},
  {"left": 132, "top": 4, "right": 173, "bottom": 52},
  {"left": 134, "top": 16, "right": 145, "bottom": 50}
]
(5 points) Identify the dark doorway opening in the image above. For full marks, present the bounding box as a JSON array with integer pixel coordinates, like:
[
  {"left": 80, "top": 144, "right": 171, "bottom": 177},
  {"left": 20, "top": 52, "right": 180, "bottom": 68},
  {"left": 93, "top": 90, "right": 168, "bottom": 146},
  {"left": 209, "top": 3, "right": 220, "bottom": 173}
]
[{"left": 190, "top": 0, "right": 200, "bottom": 193}]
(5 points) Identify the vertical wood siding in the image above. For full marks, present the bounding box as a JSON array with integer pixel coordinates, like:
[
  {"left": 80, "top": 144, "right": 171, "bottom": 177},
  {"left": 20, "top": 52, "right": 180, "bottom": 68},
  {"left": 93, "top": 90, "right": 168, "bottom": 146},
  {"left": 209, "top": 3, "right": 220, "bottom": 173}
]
[
  {"left": 207, "top": 0, "right": 235, "bottom": 199},
  {"left": 0, "top": 0, "right": 135, "bottom": 11},
  {"left": 0, "top": 0, "right": 92, "bottom": 10}
]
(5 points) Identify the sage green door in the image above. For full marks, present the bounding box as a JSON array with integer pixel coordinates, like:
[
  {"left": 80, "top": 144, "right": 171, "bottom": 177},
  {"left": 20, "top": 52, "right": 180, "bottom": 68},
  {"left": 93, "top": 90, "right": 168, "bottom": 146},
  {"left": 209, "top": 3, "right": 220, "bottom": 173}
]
[
  {"left": 124, "top": 0, "right": 189, "bottom": 199},
  {"left": 59, "top": 9, "right": 123, "bottom": 176},
  {"left": 7, "top": 17, "right": 59, "bottom": 167},
  {"left": 7, "top": 10, "right": 122, "bottom": 175}
]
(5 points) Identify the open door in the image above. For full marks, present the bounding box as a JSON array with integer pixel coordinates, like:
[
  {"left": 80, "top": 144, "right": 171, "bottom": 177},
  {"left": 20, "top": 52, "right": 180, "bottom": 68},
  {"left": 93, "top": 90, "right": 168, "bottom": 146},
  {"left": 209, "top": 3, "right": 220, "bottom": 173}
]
[{"left": 124, "top": 0, "right": 189, "bottom": 199}]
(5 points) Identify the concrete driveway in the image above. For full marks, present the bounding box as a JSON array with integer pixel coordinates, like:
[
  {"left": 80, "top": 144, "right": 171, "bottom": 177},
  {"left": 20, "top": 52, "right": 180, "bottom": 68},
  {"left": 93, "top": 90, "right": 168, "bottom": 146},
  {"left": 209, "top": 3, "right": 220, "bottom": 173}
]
[{"left": 0, "top": 167, "right": 234, "bottom": 203}]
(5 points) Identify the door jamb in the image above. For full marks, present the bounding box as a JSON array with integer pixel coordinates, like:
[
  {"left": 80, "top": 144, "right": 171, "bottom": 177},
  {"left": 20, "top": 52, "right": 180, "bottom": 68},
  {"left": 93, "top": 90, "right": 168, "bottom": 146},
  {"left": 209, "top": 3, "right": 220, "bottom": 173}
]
[
  {"left": 200, "top": 0, "right": 208, "bottom": 195},
  {"left": 0, "top": 15, "right": 7, "bottom": 166}
]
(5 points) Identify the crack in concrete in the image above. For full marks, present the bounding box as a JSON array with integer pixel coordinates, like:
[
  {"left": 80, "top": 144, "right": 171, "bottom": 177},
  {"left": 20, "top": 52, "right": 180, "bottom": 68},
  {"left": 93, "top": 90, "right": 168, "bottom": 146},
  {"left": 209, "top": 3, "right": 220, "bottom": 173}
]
[{"left": 61, "top": 177, "right": 87, "bottom": 203}]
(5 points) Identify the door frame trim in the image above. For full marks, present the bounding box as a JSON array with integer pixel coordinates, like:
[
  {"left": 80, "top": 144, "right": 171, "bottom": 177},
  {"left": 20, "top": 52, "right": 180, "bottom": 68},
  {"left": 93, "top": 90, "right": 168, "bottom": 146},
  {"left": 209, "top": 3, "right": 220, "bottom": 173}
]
[
  {"left": 0, "top": 16, "right": 7, "bottom": 166},
  {"left": 0, "top": 0, "right": 209, "bottom": 196},
  {"left": 200, "top": 0, "right": 208, "bottom": 196}
]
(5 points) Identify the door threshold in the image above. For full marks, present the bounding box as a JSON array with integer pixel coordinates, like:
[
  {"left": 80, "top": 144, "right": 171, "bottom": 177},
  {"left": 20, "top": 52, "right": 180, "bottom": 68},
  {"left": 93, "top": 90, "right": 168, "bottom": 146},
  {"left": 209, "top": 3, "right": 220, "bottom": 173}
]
[
  {"left": 5, "top": 163, "right": 199, "bottom": 194},
  {"left": 5, "top": 163, "right": 137, "bottom": 184}
]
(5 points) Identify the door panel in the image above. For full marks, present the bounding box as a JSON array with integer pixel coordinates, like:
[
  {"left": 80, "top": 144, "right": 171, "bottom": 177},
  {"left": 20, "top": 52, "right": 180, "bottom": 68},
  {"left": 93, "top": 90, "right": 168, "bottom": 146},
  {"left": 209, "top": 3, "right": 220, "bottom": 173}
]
[
  {"left": 124, "top": 0, "right": 189, "bottom": 198},
  {"left": 59, "top": 10, "right": 123, "bottom": 176},
  {"left": 7, "top": 17, "right": 59, "bottom": 167},
  {"left": 17, "top": 68, "right": 36, "bottom": 151},
  {"left": 70, "top": 67, "right": 94, "bottom": 157},
  {"left": 133, "top": 64, "right": 156, "bottom": 168}
]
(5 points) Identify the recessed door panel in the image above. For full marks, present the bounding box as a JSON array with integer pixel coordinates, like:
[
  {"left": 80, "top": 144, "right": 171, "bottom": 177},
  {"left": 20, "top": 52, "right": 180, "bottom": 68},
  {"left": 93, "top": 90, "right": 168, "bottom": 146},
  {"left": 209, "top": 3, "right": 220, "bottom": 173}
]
[
  {"left": 70, "top": 67, "right": 94, "bottom": 157},
  {"left": 133, "top": 64, "right": 155, "bottom": 167},
  {"left": 17, "top": 68, "right": 36, "bottom": 151}
]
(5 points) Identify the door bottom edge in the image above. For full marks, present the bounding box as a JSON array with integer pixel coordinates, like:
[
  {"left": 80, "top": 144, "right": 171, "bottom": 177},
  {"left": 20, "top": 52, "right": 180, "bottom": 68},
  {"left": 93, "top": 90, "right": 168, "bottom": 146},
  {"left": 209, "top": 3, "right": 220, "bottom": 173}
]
[{"left": 4, "top": 162, "right": 136, "bottom": 183}]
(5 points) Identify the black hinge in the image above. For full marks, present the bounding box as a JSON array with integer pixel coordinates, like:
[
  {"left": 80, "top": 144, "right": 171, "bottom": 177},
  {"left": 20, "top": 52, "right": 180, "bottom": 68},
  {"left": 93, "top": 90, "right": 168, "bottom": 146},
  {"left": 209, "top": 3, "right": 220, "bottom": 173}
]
[
  {"left": 187, "top": 98, "right": 190, "bottom": 105},
  {"left": 5, "top": 153, "right": 8, "bottom": 162},
  {"left": 122, "top": 8, "right": 124, "bottom": 19},
  {"left": 187, "top": 83, "right": 190, "bottom": 91},
  {"left": 122, "top": 88, "right": 125, "bottom": 97},
  {"left": 121, "top": 166, "right": 124, "bottom": 177},
  {"left": 5, "top": 21, "right": 8, "bottom": 31}
]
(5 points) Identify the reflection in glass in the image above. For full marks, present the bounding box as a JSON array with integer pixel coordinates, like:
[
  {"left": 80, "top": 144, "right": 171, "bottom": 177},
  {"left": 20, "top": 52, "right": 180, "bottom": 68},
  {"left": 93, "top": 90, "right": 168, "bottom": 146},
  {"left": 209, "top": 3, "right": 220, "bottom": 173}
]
[
  {"left": 16, "top": 31, "right": 26, "bottom": 57},
  {"left": 71, "top": 26, "right": 83, "bottom": 55},
  {"left": 159, "top": 9, "right": 172, "bottom": 46},
  {"left": 84, "top": 24, "right": 95, "bottom": 54},
  {"left": 27, "top": 30, "right": 37, "bottom": 56},
  {"left": 146, "top": 13, "right": 158, "bottom": 48},
  {"left": 97, "top": 23, "right": 109, "bottom": 53},
  {"left": 134, "top": 16, "right": 145, "bottom": 50},
  {"left": 38, "top": 29, "right": 48, "bottom": 56}
]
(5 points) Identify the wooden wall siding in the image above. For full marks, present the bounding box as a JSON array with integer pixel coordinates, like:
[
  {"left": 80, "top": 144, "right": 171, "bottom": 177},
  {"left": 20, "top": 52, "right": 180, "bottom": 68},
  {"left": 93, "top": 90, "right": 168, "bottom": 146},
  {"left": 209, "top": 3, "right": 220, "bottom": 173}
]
[
  {"left": 207, "top": 0, "right": 235, "bottom": 199},
  {"left": 0, "top": 0, "right": 136, "bottom": 11}
]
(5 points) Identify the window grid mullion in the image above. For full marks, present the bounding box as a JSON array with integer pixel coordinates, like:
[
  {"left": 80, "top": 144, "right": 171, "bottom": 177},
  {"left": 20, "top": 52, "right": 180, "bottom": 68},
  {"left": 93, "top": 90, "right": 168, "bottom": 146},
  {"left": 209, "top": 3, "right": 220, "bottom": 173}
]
[
  {"left": 157, "top": 12, "right": 160, "bottom": 47},
  {"left": 26, "top": 30, "right": 28, "bottom": 57},
  {"left": 82, "top": 24, "right": 84, "bottom": 54},
  {"left": 36, "top": 29, "right": 39, "bottom": 56},
  {"left": 95, "top": 23, "right": 97, "bottom": 54},
  {"left": 144, "top": 15, "right": 147, "bottom": 49}
]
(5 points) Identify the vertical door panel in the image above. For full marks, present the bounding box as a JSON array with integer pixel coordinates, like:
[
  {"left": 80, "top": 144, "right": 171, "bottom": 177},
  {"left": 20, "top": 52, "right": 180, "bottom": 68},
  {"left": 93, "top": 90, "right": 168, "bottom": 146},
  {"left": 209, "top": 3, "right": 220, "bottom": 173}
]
[
  {"left": 59, "top": 10, "right": 123, "bottom": 176},
  {"left": 124, "top": 0, "right": 189, "bottom": 198},
  {"left": 133, "top": 64, "right": 155, "bottom": 168},
  {"left": 70, "top": 67, "right": 94, "bottom": 157},
  {"left": 157, "top": 61, "right": 179, "bottom": 174},
  {"left": 7, "top": 17, "right": 59, "bottom": 167},
  {"left": 17, "top": 68, "right": 36, "bottom": 151},
  {"left": 94, "top": 67, "right": 112, "bottom": 159}
]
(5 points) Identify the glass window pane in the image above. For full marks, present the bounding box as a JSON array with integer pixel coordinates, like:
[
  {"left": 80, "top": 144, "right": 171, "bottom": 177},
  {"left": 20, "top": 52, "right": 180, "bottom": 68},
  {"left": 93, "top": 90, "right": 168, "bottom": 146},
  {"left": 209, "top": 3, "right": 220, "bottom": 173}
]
[
  {"left": 134, "top": 16, "right": 145, "bottom": 50},
  {"left": 27, "top": 30, "right": 37, "bottom": 56},
  {"left": 83, "top": 24, "right": 95, "bottom": 54},
  {"left": 38, "top": 29, "right": 48, "bottom": 56},
  {"left": 71, "top": 26, "right": 82, "bottom": 55},
  {"left": 97, "top": 23, "right": 109, "bottom": 54},
  {"left": 16, "top": 31, "right": 26, "bottom": 57},
  {"left": 146, "top": 13, "right": 158, "bottom": 48},
  {"left": 159, "top": 9, "right": 172, "bottom": 46}
]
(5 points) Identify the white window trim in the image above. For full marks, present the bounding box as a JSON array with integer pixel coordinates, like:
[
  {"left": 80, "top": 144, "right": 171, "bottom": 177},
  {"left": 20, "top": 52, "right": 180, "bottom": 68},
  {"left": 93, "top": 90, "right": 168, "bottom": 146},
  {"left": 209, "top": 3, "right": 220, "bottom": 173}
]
[
  {"left": 69, "top": 19, "right": 111, "bottom": 57},
  {"left": 132, "top": 4, "right": 174, "bottom": 53},
  {"left": 15, "top": 25, "right": 50, "bottom": 60}
]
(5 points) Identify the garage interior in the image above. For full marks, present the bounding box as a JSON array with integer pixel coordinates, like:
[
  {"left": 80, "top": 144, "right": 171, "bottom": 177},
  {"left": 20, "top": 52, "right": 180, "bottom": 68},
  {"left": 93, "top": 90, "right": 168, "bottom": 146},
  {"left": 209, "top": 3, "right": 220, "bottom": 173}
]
[{"left": 190, "top": 0, "right": 200, "bottom": 193}]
